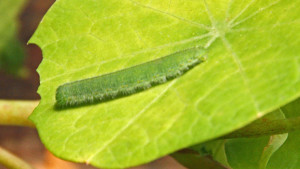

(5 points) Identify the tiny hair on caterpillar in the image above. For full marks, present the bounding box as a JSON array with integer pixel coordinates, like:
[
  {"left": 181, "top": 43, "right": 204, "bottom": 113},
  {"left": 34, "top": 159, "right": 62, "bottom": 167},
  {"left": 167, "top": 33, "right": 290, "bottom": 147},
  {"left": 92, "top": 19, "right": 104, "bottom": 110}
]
[{"left": 55, "top": 46, "right": 206, "bottom": 108}]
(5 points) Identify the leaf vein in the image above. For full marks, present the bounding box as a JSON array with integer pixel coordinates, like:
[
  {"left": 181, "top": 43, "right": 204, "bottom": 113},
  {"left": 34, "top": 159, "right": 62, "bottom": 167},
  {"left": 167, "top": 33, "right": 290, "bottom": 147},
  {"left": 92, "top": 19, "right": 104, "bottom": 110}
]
[{"left": 86, "top": 80, "right": 178, "bottom": 163}]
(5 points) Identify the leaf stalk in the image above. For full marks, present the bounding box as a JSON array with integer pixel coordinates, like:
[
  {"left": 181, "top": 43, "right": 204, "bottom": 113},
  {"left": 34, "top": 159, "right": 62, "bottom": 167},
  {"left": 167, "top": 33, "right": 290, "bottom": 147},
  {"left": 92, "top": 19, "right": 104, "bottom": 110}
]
[{"left": 0, "top": 146, "right": 35, "bottom": 169}]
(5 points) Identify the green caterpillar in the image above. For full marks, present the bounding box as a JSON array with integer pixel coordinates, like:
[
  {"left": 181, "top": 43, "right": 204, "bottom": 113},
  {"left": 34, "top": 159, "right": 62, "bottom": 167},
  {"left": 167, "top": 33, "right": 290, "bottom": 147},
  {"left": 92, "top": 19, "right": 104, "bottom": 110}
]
[{"left": 55, "top": 47, "right": 206, "bottom": 108}]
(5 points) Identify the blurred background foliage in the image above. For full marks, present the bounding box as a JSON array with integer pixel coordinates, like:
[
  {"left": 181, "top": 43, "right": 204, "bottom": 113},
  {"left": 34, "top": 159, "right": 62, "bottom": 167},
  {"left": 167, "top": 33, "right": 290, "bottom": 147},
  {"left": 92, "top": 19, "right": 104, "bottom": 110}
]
[{"left": 0, "top": 0, "right": 25, "bottom": 76}]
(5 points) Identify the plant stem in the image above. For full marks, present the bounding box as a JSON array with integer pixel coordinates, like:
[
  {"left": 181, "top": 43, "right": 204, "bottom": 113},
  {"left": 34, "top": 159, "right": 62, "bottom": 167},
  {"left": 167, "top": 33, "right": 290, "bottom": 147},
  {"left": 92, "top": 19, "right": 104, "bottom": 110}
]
[
  {"left": 0, "top": 100, "right": 300, "bottom": 138},
  {"left": 222, "top": 117, "right": 300, "bottom": 139},
  {"left": 0, "top": 146, "right": 35, "bottom": 169},
  {"left": 0, "top": 100, "right": 38, "bottom": 127}
]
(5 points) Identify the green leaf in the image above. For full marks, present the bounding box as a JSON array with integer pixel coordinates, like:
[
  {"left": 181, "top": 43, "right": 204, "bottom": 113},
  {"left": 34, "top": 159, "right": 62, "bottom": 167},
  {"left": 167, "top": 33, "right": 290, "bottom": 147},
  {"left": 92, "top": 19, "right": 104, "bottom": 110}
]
[
  {"left": 29, "top": 0, "right": 300, "bottom": 168},
  {"left": 266, "top": 99, "right": 300, "bottom": 169},
  {"left": 223, "top": 110, "right": 288, "bottom": 169},
  {"left": 171, "top": 152, "right": 227, "bottom": 169},
  {"left": 193, "top": 99, "right": 300, "bottom": 169},
  {"left": 0, "top": 0, "right": 25, "bottom": 75},
  {"left": 214, "top": 98, "right": 300, "bottom": 169},
  {"left": 191, "top": 140, "right": 231, "bottom": 167}
]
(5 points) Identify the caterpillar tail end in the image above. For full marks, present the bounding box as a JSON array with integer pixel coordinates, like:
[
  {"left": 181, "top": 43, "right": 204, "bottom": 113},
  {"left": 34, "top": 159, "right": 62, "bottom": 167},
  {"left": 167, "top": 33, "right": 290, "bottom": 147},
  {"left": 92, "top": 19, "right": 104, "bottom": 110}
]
[{"left": 55, "top": 85, "right": 70, "bottom": 109}]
